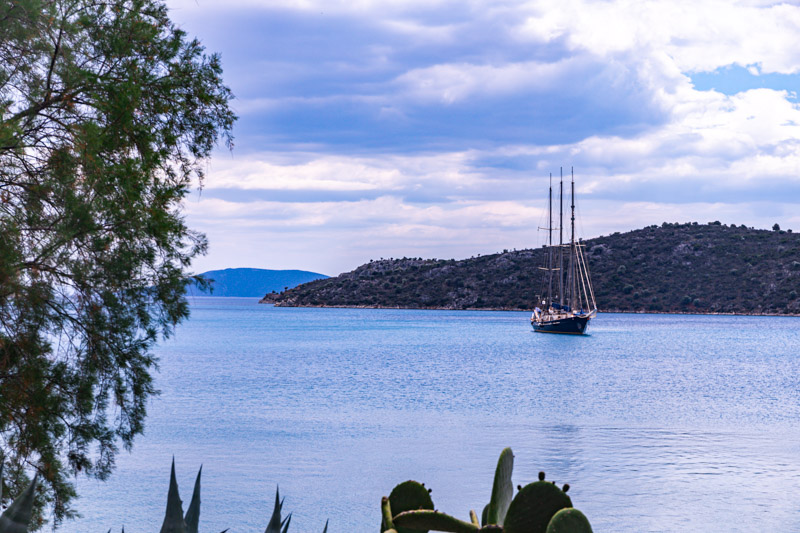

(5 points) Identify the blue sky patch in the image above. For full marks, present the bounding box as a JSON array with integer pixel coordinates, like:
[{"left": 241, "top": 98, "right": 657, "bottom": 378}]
[{"left": 690, "top": 65, "right": 799, "bottom": 101}]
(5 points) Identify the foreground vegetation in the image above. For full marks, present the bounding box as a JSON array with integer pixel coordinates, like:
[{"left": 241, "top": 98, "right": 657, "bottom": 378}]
[
  {"left": 0, "top": 0, "right": 234, "bottom": 525},
  {"left": 381, "top": 448, "right": 591, "bottom": 533},
  {"left": 1, "top": 449, "right": 588, "bottom": 532},
  {"left": 266, "top": 222, "right": 800, "bottom": 315}
]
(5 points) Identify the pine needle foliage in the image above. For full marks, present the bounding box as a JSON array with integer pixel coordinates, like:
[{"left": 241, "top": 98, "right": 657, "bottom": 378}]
[{"left": 0, "top": 0, "right": 235, "bottom": 526}]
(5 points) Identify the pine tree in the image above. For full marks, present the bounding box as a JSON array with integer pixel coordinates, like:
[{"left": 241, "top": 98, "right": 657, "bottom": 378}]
[{"left": 0, "top": 0, "right": 235, "bottom": 525}]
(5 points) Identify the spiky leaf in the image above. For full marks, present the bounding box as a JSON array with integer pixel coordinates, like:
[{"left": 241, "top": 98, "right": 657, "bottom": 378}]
[
  {"left": 184, "top": 466, "right": 202, "bottom": 533},
  {"left": 265, "top": 487, "right": 284, "bottom": 533},
  {"left": 160, "top": 460, "right": 187, "bottom": 533},
  {"left": 0, "top": 474, "right": 38, "bottom": 533},
  {"left": 393, "top": 510, "right": 479, "bottom": 532},
  {"left": 486, "top": 448, "right": 514, "bottom": 525}
]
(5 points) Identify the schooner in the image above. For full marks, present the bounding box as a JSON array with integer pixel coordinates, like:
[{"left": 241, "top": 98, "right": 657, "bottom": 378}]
[{"left": 531, "top": 168, "right": 597, "bottom": 334}]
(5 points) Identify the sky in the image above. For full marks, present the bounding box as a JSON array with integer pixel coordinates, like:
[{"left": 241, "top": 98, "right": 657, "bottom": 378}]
[{"left": 166, "top": 0, "right": 800, "bottom": 276}]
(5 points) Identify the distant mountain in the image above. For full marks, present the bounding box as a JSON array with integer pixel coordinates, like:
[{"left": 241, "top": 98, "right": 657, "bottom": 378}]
[
  {"left": 265, "top": 222, "right": 800, "bottom": 315},
  {"left": 189, "top": 268, "right": 328, "bottom": 297}
]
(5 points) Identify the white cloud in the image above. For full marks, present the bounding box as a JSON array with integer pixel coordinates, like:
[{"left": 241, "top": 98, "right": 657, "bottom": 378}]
[
  {"left": 168, "top": 0, "right": 800, "bottom": 273},
  {"left": 393, "top": 59, "right": 581, "bottom": 104},
  {"left": 202, "top": 150, "right": 484, "bottom": 196},
  {"left": 516, "top": 0, "right": 800, "bottom": 74}
]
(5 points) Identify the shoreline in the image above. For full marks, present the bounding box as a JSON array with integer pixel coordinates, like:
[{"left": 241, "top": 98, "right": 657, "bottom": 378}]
[{"left": 262, "top": 301, "right": 800, "bottom": 318}]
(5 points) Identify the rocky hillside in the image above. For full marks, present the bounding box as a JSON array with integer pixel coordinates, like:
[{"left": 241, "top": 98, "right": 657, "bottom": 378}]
[{"left": 264, "top": 222, "right": 800, "bottom": 315}]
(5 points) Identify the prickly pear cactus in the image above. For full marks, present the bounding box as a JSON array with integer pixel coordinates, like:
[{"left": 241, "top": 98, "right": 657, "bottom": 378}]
[
  {"left": 546, "top": 508, "right": 593, "bottom": 533},
  {"left": 393, "top": 509, "right": 478, "bottom": 532},
  {"left": 384, "top": 480, "right": 434, "bottom": 533},
  {"left": 502, "top": 473, "right": 572, "bottom": 533},
  {"left": 486, "top": 448, "right": 514, "bottom": 526}
]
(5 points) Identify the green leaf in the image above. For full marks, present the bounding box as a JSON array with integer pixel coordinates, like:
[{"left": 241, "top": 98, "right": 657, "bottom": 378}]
[
  {"left": 546, "top": 508, "right": 593, "bottom": 533},
  {"left": 159, "top": 459, "right": 186, "bottom": 533},
  {"left": 504, "top": 480, "right": 572, "bottom": 533},
  {"left": 393, "top": 510, "right": 479, "bottom": 533},
  {"left": 265, "top": 486, "right": 284, "bottom": 533},
  {"left": 184, "top": 466, "right": 202, "bottom": 533},
  {"left": 388, "top": 480, "right": 435, "bottom": 533},
  {"left": 486, "top": 448, "right": 514, "bottom": 525},
  {"left": 0, "top": 474, "right": 38, "bottom": 533}
]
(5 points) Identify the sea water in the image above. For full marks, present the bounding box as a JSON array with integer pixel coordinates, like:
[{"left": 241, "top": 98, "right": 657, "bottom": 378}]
[{"left": 62, "top": 298, "right": 800, "bottom": 531}]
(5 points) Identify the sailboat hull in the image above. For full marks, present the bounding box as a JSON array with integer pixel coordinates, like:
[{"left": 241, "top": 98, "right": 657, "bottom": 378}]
[{"left": 531, "top": 315, "right": 591, "bottom": 335}]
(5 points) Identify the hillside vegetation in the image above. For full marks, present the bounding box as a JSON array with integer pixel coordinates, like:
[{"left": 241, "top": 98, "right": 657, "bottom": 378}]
[{"left": 265, "top": 222, "right": 800, "bottom": 315}]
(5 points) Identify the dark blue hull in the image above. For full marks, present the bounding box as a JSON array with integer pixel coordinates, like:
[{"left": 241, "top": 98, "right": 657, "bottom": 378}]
[{"left": 531, "top": 315, "right": 591, "bottom": 335}]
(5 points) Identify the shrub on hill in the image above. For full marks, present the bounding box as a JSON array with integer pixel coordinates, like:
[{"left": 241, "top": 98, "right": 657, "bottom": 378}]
[{"left": 270, "top": 223, "right": 800, "bottom": 315}]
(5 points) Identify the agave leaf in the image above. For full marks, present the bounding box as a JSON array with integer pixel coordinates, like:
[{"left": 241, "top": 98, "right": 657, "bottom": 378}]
[
  {"left": 160, "top": 459, "right": 187, "bottom": 533},
  {"left": 0, "top": 473, "right": 38, "bottom": 533},
  {"left": 322, "top": 519, "right": 328, "bottom": 533},
  {"left": 486, "top": 448, "right": 514, "bottom": 525},
  {"left": 265, "top": 486, "right": 283, "bottom": 533},
  {"left": 280, "top": 513, "right": 292, "bottom": 533},
  {"left": 184, "top": 466, "right": 202, "bottom": 533}
]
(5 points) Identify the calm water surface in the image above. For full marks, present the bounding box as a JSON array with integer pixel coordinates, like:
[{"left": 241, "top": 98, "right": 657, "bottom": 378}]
[{"left": 64, "top": 298, "right": 800, "bottom": 531}]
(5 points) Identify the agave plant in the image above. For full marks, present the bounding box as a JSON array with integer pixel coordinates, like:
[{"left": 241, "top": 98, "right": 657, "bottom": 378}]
[
  {"left": 0, "top": 459, "right": 329, "bottom": 533},
  {"left": 265, "top": 486, "right": 328, "bottom": 533},
  {"left": 157, "top": 460, "right": 328, "bottom": 533},
  {"left": 159, "top": 459, "right": 204, "bottom": 533},
  {"left": 380, "top": 448, "right": 593, "bottom": 533},
  {"left": 265, "top": 486, "right": 291, "bottom": 533},
  {"left": 0, "top": 469, "right": 38, "bottom": 533}
]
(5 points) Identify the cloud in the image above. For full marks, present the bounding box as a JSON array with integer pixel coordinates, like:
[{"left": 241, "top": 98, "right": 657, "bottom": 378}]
[{"left": 165, "top": 0, "right": 800, "bottom": 274}]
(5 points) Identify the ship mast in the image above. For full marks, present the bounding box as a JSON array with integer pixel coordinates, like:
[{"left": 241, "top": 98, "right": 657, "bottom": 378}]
[
  {"left": 547, "top": 173, "right": 553, "bottom": 305},
  {"left": 569, "top": 167, "right": 576, "bottom": 309},
  {"left": 558, "top": 168, "right": 564, "bottom": 307}
]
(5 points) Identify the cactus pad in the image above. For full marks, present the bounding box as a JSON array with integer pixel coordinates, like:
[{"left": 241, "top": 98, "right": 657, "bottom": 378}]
[
  {"left": 545, "top": 508, "right": 593, "bottom": 533},
  {"left": 486, "top": 447, "right": 514, "bottom": 525},
  {"left": 387, "top": 480, "right": 434, "bottom": 533},
  {"left": 503, "top": 479, "right": 573, "bottom": 533},
  {"left": 393, "top": 509, "right": 479, "bottom": 532}
]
